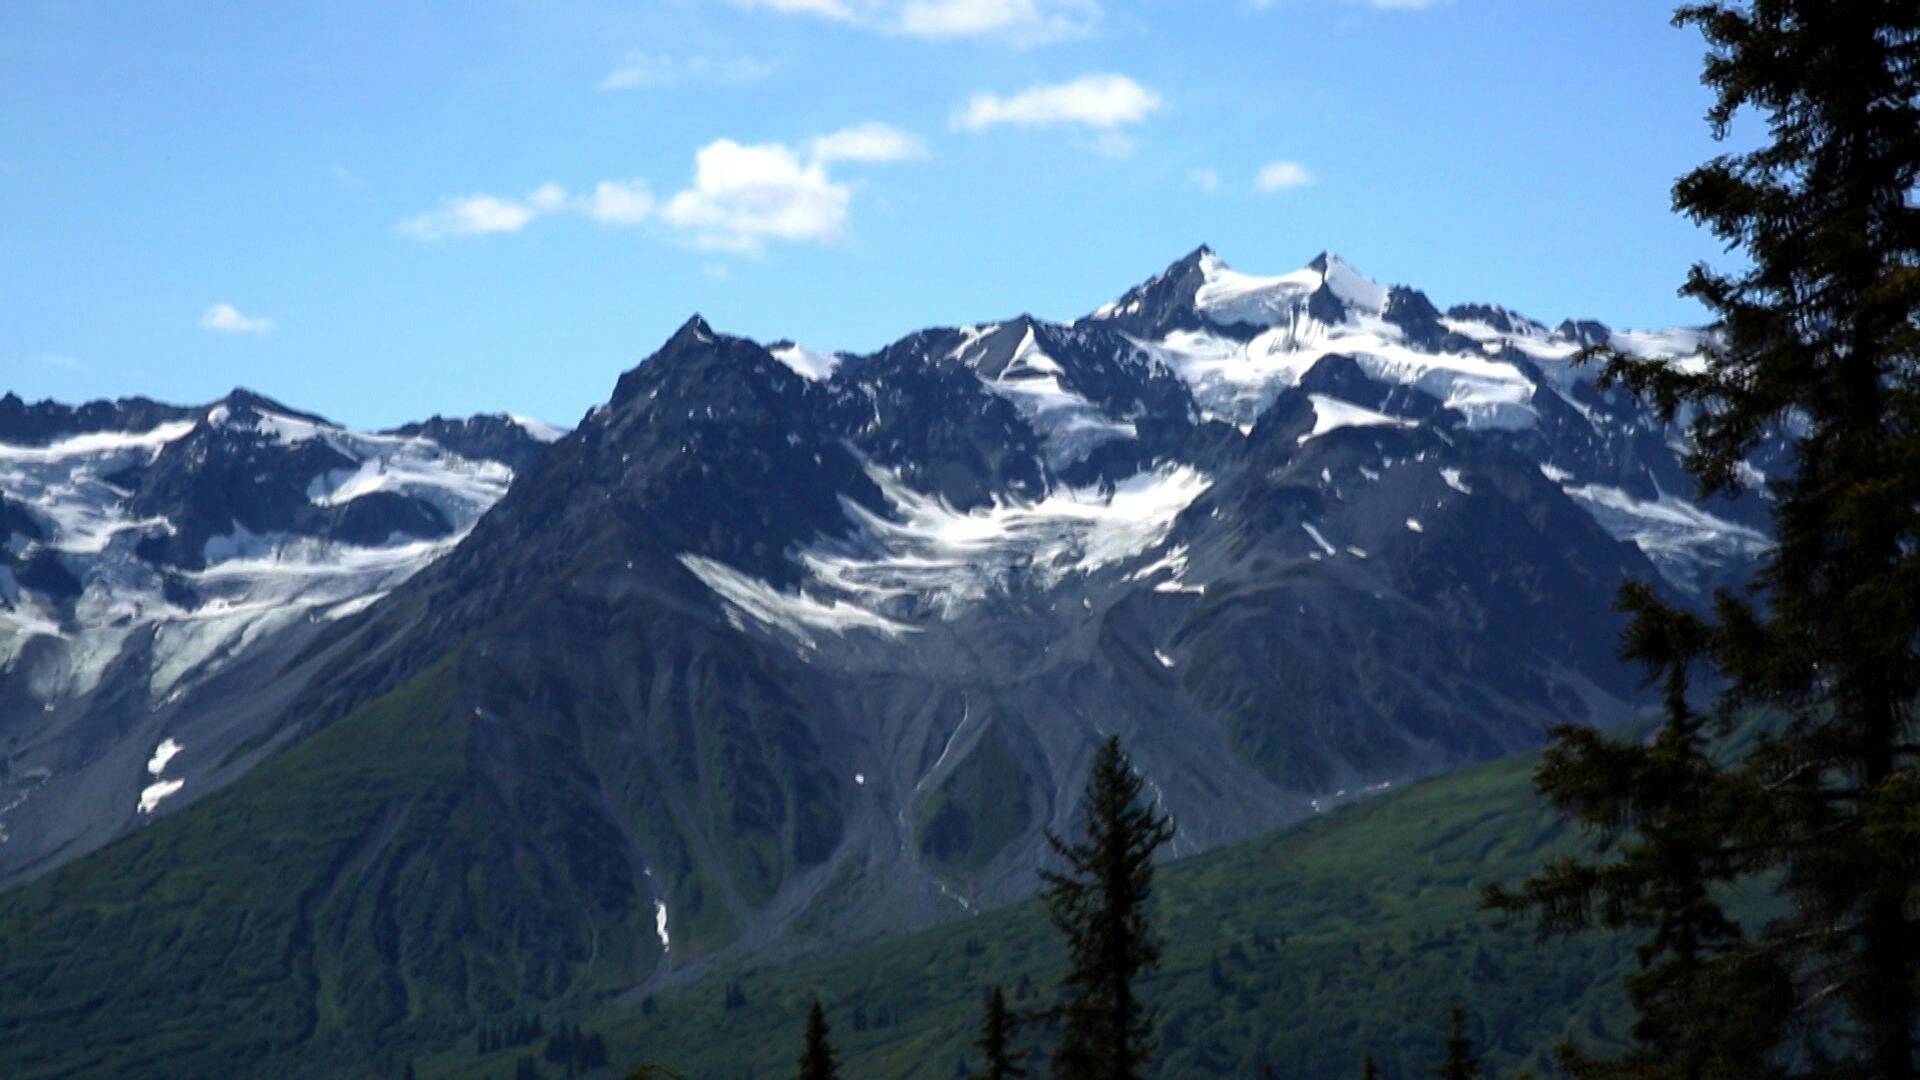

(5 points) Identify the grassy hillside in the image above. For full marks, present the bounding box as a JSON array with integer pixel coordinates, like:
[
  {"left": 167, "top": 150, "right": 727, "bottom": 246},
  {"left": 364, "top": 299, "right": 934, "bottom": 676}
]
[
  {"left": 444, "top": 746, "right": 1701, "bottom": 1080},
  {"left": 1, "top": 663, "right": 1735, "bottom": 1079},
  {"left": 0, "top": 655, "right": 656, "bottom": 1079}
]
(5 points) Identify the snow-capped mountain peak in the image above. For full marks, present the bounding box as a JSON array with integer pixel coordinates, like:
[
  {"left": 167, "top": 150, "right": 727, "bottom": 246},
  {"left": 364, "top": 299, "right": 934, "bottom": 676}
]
[
  {"left": 0, "top": 392, "right": 554, "bottom": 866},
  {"left": 0, "top": 245, "right": 1797, "bottom": 1007}
]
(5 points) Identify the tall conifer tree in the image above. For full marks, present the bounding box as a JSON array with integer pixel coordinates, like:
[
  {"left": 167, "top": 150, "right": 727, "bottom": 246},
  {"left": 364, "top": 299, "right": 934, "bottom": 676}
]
[
  {"left": 1436, "top": 1006, "right": 1481, "bottom": 1080},
  {"left": 971, "top": 986, "right": 1026, "bottom": 1080},
  {"left": 1491, "top": 2, "right": 1920, "bottom": 1076},
  {"left": 797, "top": 998, "right": 837, "bottom": 1080},
  {"left": 1041, "top": 735, "right": 1177, "bottom": 1080},
  {"left": 1485, "top": 599, "right": 1792, "bottom": 1078}
]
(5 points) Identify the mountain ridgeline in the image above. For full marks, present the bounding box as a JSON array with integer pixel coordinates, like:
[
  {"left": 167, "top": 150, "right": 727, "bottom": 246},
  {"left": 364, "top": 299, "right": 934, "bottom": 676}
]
[{"left": 0, "top": 248, "right": 1777, "bottom": 1074}]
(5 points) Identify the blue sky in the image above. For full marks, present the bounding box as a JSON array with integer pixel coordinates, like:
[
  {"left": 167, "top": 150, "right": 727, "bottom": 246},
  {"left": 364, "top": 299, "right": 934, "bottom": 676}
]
[{"left": 3, "top": 0, "right": 1740, "bottom": 430}]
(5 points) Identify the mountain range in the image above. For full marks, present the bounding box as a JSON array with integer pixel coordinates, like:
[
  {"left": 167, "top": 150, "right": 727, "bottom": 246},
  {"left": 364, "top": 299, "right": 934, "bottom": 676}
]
[{"left": 0, "top": 246, "right": 1780, "bottom": 1075}]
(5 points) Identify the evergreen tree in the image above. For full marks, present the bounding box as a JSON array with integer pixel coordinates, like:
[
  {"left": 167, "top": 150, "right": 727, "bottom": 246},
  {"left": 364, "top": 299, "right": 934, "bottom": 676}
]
[
  {"left": 798, "top": 998, "right": 838, "bottom": 1080},
  {"left": 971, "top": 986, "right": 1025, "bottom": 1080},
  {"left": 1489, "top": 2, "right": 1920, "bottom": 1076},
  {"left": 1435, "top": 1006, "right": 1480, "bottom": 1080},
  {"left": 1485, "top": 605, "right": 1791, "bottom": 1079},
  {"left": 1362, "top": 1051, "right": 1381, "bottom": 1080},
  {"left": 582, "top": 1033, "right": 610, "bottom": 1068},
  {"left": 1041, "top": 735, "right": 1177, "bottom": 1080}
]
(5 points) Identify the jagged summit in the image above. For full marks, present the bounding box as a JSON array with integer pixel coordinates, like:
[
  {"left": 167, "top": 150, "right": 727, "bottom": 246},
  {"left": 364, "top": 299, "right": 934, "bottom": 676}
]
[
  {"left": 671, "top": 312, "right": 716, "bottom": 343},
  {"left": 214, "top": 386, "right": 324, "bottom": 421}
]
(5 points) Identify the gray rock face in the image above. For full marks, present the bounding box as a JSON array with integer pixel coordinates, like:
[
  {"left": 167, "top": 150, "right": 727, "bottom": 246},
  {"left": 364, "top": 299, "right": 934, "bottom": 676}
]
[{"left": 0, "top": 248, "right": 1776, "bottom": 977}]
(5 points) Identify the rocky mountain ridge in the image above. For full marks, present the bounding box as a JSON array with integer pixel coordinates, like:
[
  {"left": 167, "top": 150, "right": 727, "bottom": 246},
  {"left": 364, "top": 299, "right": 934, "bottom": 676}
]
[{"left": 0, "top": 246, "right": 1778, "bottom": 985}]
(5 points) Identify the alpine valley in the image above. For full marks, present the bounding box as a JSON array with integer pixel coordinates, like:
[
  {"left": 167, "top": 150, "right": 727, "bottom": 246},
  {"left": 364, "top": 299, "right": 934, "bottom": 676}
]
[{"left": 0, "top": 248, "right": 1780, "bottom": 1076}]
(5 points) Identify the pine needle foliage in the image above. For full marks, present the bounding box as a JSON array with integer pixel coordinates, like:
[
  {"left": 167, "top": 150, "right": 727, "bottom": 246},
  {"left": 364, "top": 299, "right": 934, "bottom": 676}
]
[
  {"left": 1041, "top": 735, "right": 1178, "bottom": 1080},
  {"left": 971, "top": 986, "right": 1026, "bottom": 1080},
  {"left": 797, "top": 998, "right": 837, "bottom": 1080},
  {"left": 1493, "top": 2, "right": 1920, "bottom": 1077},
  {"left": 1436, "top": 1006, "right": 1482, "bottom": 1080}
]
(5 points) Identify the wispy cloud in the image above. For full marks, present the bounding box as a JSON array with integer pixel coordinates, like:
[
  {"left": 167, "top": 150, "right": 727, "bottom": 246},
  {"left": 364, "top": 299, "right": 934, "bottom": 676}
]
[
  {"left": 952, "top": 74, "right": 1160, "bottom": 156},
  {"left": 808, "top": 122, "right": 929, "bottom": 164},
  {"left": 1254, "top": 160, "right": 1315, "bottom": 192},
  {"left": 31, "top": 353, "right": 85, "bottom": 371},
  {"left": 398, "top": 123, "right": 926, "bottom": 254},
  {"left": 200, "top": 304, "right": 274, "bottom": 334},
  {"left": 732, "top": 0, "right": 1098, "bottom": 45},
  {"left": 599, "top": 53, "right": 772, "bottom": 91},
  {"left": 579, "top": 179, "right": 656, "bottom": 225},
  {"left": 397, "top": 181, "right": 646, "bottom": 240},
  {"left": 1188, "top": 168, "right": 1223, "bottom": 194},
  {"left": 396, "top": 191, "right": 550, "bottom": 240},
  {"left": 953, "top": 73, "right": 1161, "bottom": 132}
]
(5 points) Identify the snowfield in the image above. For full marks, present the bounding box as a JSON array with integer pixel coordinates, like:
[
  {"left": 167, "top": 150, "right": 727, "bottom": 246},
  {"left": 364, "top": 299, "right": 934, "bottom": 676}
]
[
  {"left": 0, "top": 404, "right": 515, "bottom": 705},
  {"left": 684, "top": 462, "right": 1214, "bottom": 642}
]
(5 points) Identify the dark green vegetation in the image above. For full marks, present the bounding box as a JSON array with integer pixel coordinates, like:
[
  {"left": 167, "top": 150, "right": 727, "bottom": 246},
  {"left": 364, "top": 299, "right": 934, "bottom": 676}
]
[
  {"left": 1490, "top": 3, "right": 1920, "bottom": 1076},
  {"left": 916, "top": 724, "right": 1035, "bottom": 877},
  {"left": 799, "top": 997, "right": 840, "bottom": 1080},
  {"left": 1436, "top": 1005, "right": 1484, "bottom": 1080},
  {"left": 971, "top": 987, "right": 1025, "bottom": 1080},
  {"left": 0, "top": 655, "right": 655, "bottom": 1078},
  {"left": 0, "top": 684, "right": 1647, "bottom": 1078},
  {"left": 440, "top": 745, "right": 1661, "bottom": 1080}
]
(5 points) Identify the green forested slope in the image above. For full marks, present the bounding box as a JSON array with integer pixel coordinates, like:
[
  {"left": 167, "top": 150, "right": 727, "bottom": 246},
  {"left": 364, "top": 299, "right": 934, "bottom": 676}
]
[
  {"left": 1, "top": 658, "right": 1723, "bottom": 1080},
  {"left": 0, "top": 656, "right": 652, "bottom": 1079},
  {"left": 451, "top": 745, "right": 1722, "bottom": 1080}
]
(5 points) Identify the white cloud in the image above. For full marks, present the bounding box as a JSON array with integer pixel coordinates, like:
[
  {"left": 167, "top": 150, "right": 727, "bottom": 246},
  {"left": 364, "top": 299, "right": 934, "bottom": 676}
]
[
  {"left": 1254, "top": 160, "right": 1315, "bottom": 191},
  {"left": 898, "top": 0, "right": 1093, "bottom": 41},
  {"left": 739, "top": 0, "right": 857, "bottom": 16},
  {"left": 733, "top": 0, "right": 1097, "bottom": 44},
  {"left": 396, "top": 188, "right": 559, "bottom": 240},
  {"left": 31, "top": 353, "right": 85, "bottom": 370},
  {"left": 400, "top": 122, "right": 924, "bottom": 252},
  {"left": 200, "top": 304, "right": 274, "bottom": 335},
  {"left": 1188, "top": 168, "right": 1223, "bottom": 194},
  {"left": 953, "top": 74, "right": 1161, "bottom": 132},
  {"left": 599, "top": 53, "right": 773, "bottom": 91},
  {"left": 808, "top": 122, "right": 929, "bottom": 164},
  {"left": 581, "top": 179, "right": 656, "bottom": 225},
  {"left": 662, "top": 139, "right": 852, "bottom": 253},
  {"left": 527, "top": 183, "right": 570, "bottom": 212}
]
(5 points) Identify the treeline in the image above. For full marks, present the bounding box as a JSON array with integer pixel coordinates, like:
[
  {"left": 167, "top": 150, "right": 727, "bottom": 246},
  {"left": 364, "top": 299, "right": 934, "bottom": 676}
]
[
  {"left": 476, "top": 1018, "right": 611, "bottom": 1080},
  {"left": 782, "top": 740, "right": 1521, "bottom": 1080}
]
